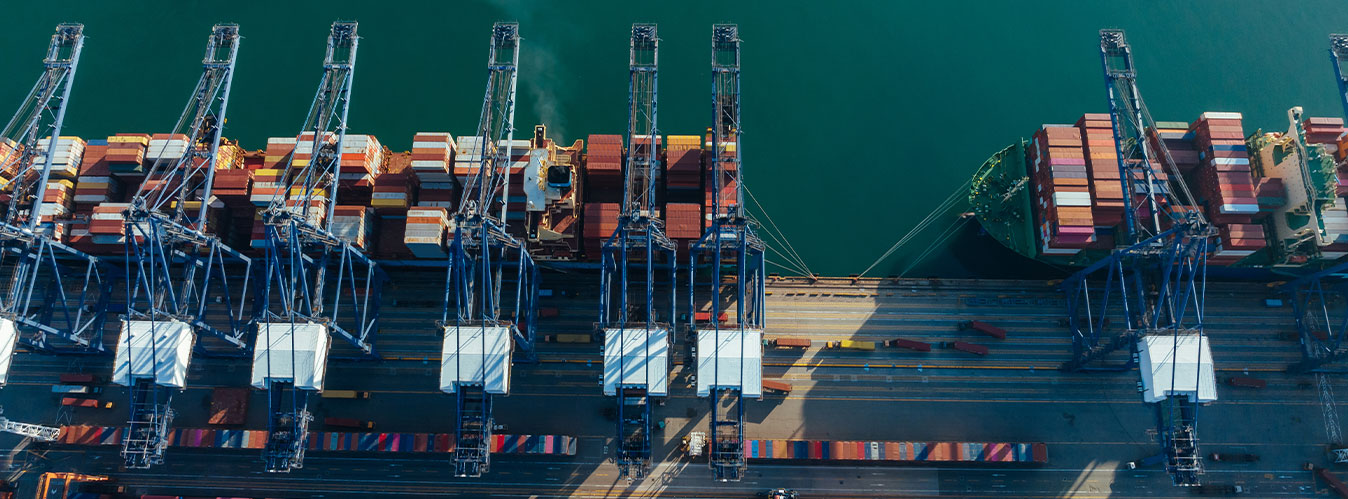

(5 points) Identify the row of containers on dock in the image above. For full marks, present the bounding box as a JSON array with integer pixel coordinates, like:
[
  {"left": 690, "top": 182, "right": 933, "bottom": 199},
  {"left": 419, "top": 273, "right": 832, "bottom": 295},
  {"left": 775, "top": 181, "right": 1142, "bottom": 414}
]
[
  {"left": 0, "top": 127, "right": 738, "bottom": 263},
  {"left": 56, "top": 425, "right": 577, "bottom": 456},
  {"left": 54, "top": 425, "right": 1046, "bottom": 466},
  {"left": 1030, "top": 111, "right": 1348, "bottom": 266}
]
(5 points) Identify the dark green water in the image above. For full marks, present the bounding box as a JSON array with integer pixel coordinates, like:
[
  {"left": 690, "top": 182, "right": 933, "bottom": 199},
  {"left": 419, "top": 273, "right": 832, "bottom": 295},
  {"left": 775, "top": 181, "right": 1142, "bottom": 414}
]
[{"left": 3, "top": 1, "right": 1348, "bottom": 277}]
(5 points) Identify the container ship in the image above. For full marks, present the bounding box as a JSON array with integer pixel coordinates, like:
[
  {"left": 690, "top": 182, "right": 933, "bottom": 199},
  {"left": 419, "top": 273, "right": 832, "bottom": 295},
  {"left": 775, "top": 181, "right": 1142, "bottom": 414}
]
[
  {"left": 3, "top": 125, "right": 723, "bottom": 265},
  {"left": 968, "top": 110, "right": 1348, "bottom": 271}
]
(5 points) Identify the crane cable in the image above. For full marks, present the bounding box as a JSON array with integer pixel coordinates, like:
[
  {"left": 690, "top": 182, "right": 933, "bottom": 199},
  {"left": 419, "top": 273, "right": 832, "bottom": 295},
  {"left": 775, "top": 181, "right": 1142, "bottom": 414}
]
[
  {"left": 742, "top": 184, "right": 813, "bottom": 277},
  {"left": 858, "top": 177, "right": 971, "bottom": 278}
]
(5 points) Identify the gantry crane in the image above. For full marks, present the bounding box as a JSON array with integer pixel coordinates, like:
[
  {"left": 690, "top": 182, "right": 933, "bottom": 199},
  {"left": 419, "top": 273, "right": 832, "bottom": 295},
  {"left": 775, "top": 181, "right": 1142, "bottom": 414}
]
[
  {"left": 254, "top": 21, "right": 385, "bottom": 472},
  {"left": 1278, "top": 34, "right": 1348, "bottom": 460},
  {"left": 689, "top": 24, "right": 765, "bottom": 483},
  {"left": 113, "top": 24, "right": 250, "bottom": 470},
  {"left": 438, "top": 22, "right": 538, "bottom": 478},
  {"left": 0, "top": 24, "right": 111, "bottom": 384},
  {"left": 1060, "top": 30, "right": 1215, "bottom": 486},
  {"left": 1286, "top": 35, "right": 1348, "bottom": 375},
  {"left": 598, "top": 24, "right": 675, "bottom": 481}
]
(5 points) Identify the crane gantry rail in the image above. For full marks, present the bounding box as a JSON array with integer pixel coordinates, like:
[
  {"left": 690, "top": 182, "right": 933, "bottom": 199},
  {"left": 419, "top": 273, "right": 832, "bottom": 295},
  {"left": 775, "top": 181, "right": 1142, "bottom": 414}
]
[
  {"left": 438, "top": 22, "right": 538, "bottom": 479},
  {"left": 114, "top": 23, "right": 250, "bottom": 470}
]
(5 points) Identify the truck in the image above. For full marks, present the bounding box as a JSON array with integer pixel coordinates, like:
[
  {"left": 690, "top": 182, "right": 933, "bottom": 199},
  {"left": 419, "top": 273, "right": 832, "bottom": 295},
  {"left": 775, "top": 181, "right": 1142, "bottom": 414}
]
[
  {"left": 544, "top": 333, "right": 591, "bottom": 344},
  {"left": 208, "top": 387, "right": 249, "bottom": 426},
  {"left": 948, "top": 341, "right": 988, "bottom": 356},
  {"left": 321, "top": 390, "right": 371, "bottom": 399},
  {"left": 61, "top": 398, "right": 113, "bottom": 409},
  {"left": 58, "top": 373, "right": 98, "bottom": 385},
  {"left": 538, "top": 307, "right": 560, "bottom": 318},
  {"left": 765, "top": 337, "right": 811, "bottom": 348},
  {"left": 886, "top": 338, "right": 932, "bottom": 352},
  {"left": 1208, "top": 452, "right": 1259, "bottom": 463},
  {"left": 825, "top": 340, "right": 875, "bottom": 351},
  {"left": 761, "top": 380, "right": 792, "bottom": 394},
  {"left": 1320, "top": 467, "right": 1348, "bottom": 498},
  {"left": 324, "top": 417, "right": 374, "bottom": 430},
  {"left": 51, "top": 385, "right": 99, "bottom": 395},
  {"left": 959, "top": 320, "right": 1007, "bottom": 339},
  {"left": 1225, "top": 376, "right": 1266, "bottom": 389}
]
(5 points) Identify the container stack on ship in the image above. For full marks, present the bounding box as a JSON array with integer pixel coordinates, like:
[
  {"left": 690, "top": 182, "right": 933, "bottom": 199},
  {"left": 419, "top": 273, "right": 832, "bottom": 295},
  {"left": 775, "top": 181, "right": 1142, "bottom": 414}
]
[
  {"left": 970, "top": 109, "right": 1348, "bottom": 271},
  {"left": 29, "top": 125, "right": 721, "bottom": 270}
]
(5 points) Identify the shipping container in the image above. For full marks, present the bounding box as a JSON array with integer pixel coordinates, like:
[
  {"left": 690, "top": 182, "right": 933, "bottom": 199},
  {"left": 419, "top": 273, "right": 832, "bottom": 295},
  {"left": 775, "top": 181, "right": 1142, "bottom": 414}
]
[
  {"left": 59, "top": 373, "right": 98, "bottom": 385},
  {"left": 1226, "top": 376, "right": 1266, "bottom": 389},
  {"left": 208, "top": 387, "right": 249, "bottom": 426},
  {"left": 321, "top": 390, "right": 371, "bottom": 399},
  {"left": 52, "top": 385, "right": 97, "bottom": 394},
  {"left": 886, "top": 338, "right": 932, "bottom": 352},
  {"left": 324, "top": 417, "right": 375, "bottom": 430},
  {"left": 960, "top": 320, "right": 1007, "bottom": 339},
  {"left": 544, "top": 334, "right": 591, "bottom": 344},
  {"left": 826, "top": 340, "right": 875, "bottom": 351},
  {"left": 950, "top": 342, "right": 989, "bottom": 356},
  {"left": 766, "top": 337, "right": 811, "bottom": 348},
  {"left": 61, "top": 397, "right": 112, "bottom": 409}
]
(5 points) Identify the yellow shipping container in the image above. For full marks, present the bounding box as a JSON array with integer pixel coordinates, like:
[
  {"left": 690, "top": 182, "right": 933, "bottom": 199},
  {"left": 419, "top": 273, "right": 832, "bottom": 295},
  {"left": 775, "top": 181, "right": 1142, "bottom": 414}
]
[{"left": 840, "top": 340, "right": 875, "bottom": 351}]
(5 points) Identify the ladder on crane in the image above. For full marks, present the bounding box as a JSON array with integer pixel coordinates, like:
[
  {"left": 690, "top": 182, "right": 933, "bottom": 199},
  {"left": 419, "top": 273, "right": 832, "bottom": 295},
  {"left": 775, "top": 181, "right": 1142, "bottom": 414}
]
[
  {"left": 0, "top": 24, "right": 111, "bottom": 385},
  {"left": 255, "top": 21, "right": 385, "bottom": 473},
  {"left": 1059, "top": 29, "right": 1215, "bottom": 487},
  {"left": 114, "top": 23, "right": 251, "bottom": 470},
  {"left": 689, "top": 24, "right": 766, "bottom": 483},
  {"left": 599, "top": 23, "right": 675, "bottom": 481},
  {"left": 438, "top": 22, "right": 538, "bottom": 479}
]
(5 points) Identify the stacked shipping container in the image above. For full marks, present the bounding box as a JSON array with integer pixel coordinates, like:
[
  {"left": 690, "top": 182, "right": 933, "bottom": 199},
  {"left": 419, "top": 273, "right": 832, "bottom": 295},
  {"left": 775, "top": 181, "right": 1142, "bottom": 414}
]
[{"left": 1029, "top": 125, "right": 1095, "bottom": 254}]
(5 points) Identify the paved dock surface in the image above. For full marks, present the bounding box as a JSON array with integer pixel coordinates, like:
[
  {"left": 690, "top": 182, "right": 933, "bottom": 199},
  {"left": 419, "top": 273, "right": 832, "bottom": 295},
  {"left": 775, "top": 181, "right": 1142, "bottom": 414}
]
[{"left": 1, "top": 275, "right": 1341, "bottom": 497}]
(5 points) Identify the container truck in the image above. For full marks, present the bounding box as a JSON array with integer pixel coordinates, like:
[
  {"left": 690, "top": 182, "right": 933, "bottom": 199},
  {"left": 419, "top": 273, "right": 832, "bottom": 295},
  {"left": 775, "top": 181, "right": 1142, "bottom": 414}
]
[
  {"left": 765, "top": 337, "right": 811, "bottom": 348},
  {"left": 886, "top": 338, "right": 932, "bottom": 352},
  {"left": 324, "top": 417, "right": 375, "bottom": 430},
  {"left": 825, "top": 340, "right": 875, "bottom": 351},
  {"left": 1226, "top": 376, "right": 1266, "bottom": 389},
  {"left": 538, "top": 306, "right": 560, "bottom": 318},
  {"left": 959, "top": 320, "right": 1007, "bottom": 339},
  {"left": 544, "top": 333, "right": 591, "bottom": 344},
  {"left": 58, "top": 373, "right": 98, "bottom": 385},
  {"left": 947, "top": 341, "right": 989, "bottom": 356},
  {"left": 321, "top": 390, "right": 372, "bottom": 399},
  {"left": 761, "top": 380, "right": 792, "bottom": 394}
]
